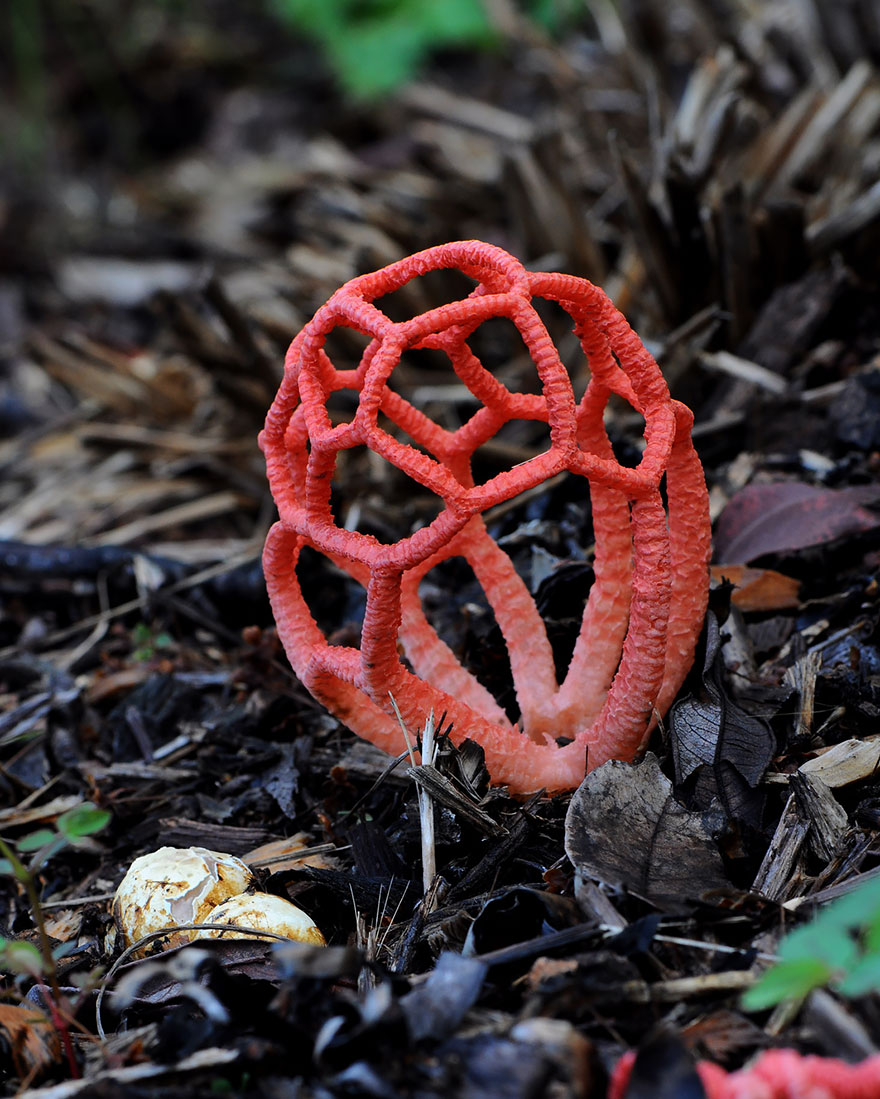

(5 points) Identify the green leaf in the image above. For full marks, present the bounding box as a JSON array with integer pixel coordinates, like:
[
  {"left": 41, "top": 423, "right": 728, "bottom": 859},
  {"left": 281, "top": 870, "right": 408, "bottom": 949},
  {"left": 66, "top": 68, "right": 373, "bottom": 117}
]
[
  {"left": 29, "top": 835, "right": 67, "bottom": 866},
  {"left": 741, "top": 957, "right": 834, "bottom": 1011},
  {"left": 0, "top": 940, "right": 46, "bottom": 978},
  {"left": 326, "top": 16, "right": 426, "bottom": 98},
  {"left": 269, "top": 0, "right": 497, "bottom": 99},
  {"left": 792, "top": 878, "right": 880, "bottom": 942},
  {"left": 270, "top": 0, "right": 344, "bottom": 38},
  {"left": 56, "top": 803, "right": 111, "bottom": 839},
  {"left": 777, "top": 923, "right": 859, "bottom": 972},
  {"left": 0, "top": 858, "right": 15, "bottom": 876},
  {"left": 837, "top": 954, "right": 880, "bottom": 998},
  {"left": 861, "top": 907, "right": 880, "bottom": 954},
  {"left": 16, "top": 828, "right": 56, "bottom": 853},
  {"left": 418, "top": 0, "right": 493, "bottom": 43}
]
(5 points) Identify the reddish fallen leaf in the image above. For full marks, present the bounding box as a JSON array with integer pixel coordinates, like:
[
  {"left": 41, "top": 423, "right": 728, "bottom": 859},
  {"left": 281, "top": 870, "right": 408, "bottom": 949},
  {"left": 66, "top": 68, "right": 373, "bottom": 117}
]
[
  {"left": 709, "top": 565, "right": 801, "bottom": 611},
  {"left": 714, "top": 482, "right": 880, "bottom": 564}
]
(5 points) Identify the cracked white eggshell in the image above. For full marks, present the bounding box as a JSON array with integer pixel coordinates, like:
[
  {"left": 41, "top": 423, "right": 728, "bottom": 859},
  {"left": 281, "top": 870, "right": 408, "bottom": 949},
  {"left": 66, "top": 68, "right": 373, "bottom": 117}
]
[
  {"left": 109, "top": 845, "right": 255, "bottom": 955},
  {"left": 197, "top": 892, "right": 326, "bottom": 946}
]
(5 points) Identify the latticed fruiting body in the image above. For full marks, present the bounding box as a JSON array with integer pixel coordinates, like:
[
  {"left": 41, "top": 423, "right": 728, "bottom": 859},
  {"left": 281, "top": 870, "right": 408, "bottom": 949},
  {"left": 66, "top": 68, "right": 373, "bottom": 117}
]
[
  {"left": 260, "top": 240, "right": 710, "bottom": 794},
  {"left": 609, "top": 1049, "right": 880, "bottom": 1099}
]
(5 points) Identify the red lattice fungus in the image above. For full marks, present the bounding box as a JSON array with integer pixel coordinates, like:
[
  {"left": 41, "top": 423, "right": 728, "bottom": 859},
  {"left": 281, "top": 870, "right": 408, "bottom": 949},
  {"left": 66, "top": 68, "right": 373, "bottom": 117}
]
[
  {"left": 260, "top": 241, "right": 710, "bottom": 794},
  {"left": 609, "top": 1048, "right": 880, "bottom": 1099}
]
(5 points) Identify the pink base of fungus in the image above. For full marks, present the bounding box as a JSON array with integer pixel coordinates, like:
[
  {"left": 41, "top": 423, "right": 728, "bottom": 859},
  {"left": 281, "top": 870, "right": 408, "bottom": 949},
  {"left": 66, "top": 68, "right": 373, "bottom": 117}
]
[
  {"left": 609, "top": 1049, "right": 880, "bottom": 1099},
  {"left": 260, "top": 240, "right": 710, "bottom": 795}
]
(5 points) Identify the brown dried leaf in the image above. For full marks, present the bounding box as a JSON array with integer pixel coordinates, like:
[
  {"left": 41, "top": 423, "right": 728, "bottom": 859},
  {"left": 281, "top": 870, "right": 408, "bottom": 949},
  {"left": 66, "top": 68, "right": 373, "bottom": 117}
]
[
  {"left": 564, "top": 754, "right": 727, "bottom": 908},
  {"left": 714, "top": 482, "right": 880, "bottom": 563},
  {"left": 244, "top": 833, "right": 335, "bottom": 871},
  {"left": 709, "top": 564, "right": 801, "bottom": 611}
]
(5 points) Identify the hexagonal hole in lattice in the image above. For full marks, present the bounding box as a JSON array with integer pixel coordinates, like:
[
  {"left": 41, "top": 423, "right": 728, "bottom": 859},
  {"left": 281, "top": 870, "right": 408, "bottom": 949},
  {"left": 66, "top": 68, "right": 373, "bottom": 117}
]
[
  {"left": 373, "top": 264, "right": 481, "bottom": 324},
  {"left": 329, "top": 442, "right": 449, "bottom": 546}
]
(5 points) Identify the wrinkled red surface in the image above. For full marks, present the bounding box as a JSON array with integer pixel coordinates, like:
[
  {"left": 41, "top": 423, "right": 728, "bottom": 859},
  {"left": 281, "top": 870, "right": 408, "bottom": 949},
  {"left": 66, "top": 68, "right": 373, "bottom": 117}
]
[
  {"left": 261, "top": 240, "right": 710, "bottom": 793},
  {"left": 609, "top": 1048, "right": 880, "bottom": 1099}
]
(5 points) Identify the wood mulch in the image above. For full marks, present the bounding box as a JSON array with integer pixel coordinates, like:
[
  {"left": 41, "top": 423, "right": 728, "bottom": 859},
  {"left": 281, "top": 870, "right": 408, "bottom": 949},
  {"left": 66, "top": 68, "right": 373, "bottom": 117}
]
[{"left": 2, "top": 1, "right": 880, "bottom": 1095}]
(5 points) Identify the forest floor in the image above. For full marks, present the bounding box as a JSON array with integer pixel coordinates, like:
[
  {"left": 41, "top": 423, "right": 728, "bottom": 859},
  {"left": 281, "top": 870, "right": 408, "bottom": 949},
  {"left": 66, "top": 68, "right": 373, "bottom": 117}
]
[{"left": 2, "top": 2, "right": 880, "bottom": 1096}]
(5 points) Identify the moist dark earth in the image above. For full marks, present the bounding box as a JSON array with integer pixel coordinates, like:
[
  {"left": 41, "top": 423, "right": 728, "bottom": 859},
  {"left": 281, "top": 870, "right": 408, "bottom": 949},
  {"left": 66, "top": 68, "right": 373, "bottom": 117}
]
[{"left": 2, "top": 2, "right": 880, "bottom": 1095}]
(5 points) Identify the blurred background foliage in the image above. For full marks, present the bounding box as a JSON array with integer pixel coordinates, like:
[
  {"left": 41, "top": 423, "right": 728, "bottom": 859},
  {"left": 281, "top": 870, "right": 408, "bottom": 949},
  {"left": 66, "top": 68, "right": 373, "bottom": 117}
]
[
  {"left": 268, "top": 0, "right": 581, "bottom": 98},
  {"left": 3, "top": 0, "right": 585, "bottom": 174}
]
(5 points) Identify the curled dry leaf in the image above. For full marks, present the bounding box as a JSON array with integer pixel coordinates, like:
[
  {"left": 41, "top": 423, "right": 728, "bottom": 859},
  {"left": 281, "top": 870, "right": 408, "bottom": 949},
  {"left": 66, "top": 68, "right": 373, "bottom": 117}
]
[
  {"left": 670, "top": 612, "right": 776, "bottom": 826},
  {"left": 564, "top": 754, "right": 727, "bottom": 908},
  {"left": 399, "top": 952, "right": 487, "bottom": 1043}
]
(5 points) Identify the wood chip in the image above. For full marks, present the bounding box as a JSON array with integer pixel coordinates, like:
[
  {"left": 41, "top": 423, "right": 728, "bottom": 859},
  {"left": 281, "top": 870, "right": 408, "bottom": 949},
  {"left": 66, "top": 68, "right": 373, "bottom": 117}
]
[
  {"left": 790, "top": 772, "right": 849, "bottom": 862},
  {"left": 400, "top": 83, "right": 535, "bottom": 142},
  {"left": 0, "top": 794, "right": 84, "bottom": 829},
  {"left": 698, "top": 350, "right": 789, "bottom": 393},
  {"left": 798, "top": 736, "right": 880, "bottom": 787},
  {"left": 752, "top": 792, "right": 809, "bottom": 901}
]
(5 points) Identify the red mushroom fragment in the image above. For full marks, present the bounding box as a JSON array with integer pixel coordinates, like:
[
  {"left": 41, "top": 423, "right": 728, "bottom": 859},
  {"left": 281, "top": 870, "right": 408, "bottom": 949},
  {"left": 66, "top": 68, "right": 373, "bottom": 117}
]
[
  {"left": 260, "top": 240, "right": 710, "bottom": 795},
  {"left": 609, "top": 1048, "right": 880, "bottom": 1099}
]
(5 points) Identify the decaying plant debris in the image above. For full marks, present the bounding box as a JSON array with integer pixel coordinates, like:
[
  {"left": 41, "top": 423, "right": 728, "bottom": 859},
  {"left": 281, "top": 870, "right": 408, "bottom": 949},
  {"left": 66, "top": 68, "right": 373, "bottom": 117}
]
[{"left": 3, "top": 1, "right": 880, "bottom": 1095}]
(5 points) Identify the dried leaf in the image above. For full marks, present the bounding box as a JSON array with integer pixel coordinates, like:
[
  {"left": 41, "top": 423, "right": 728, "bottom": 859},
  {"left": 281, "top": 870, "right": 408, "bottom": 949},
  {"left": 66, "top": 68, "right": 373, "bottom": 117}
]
[
  {"left": 262, "top": 743, "right": 299, "bottom": 820},
  {"left": 670, "top": 613, "right": 775, "bottom": 824},
  {"left": 112, "top": 940, "right": 286, "bottom": 1013},
  {"left": 714, "top": 482, "right": 880, "bottom": 563},
  {"left": 564, "top": 754, "right": 727, "bottom": 908},
  {"left": 709, "top": 565, "right": 801, "bottom": 611}
]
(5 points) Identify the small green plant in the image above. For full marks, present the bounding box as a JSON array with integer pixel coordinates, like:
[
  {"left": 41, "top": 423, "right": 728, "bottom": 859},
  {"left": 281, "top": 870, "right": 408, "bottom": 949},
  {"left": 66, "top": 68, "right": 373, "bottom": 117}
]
[
  {"left": 742, "top": 876, "right": 880, "bottom": 1011},
  {"left": 270, "top": 0, "right": 581, "bottom": 99},
  {"left": 1, "top": 801, "right": 111, "bottom": 980},
  {"left": 130, "top": 620, "right": 174, "bottom": 662},
  {"left": 1, "top": 802, "right": 111, "bottom": 1077}
]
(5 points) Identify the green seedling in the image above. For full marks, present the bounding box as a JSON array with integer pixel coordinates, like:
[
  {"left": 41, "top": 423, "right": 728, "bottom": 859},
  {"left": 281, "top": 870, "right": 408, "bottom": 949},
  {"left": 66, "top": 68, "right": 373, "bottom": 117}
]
[
  {"left": 130, "top": 621, "right": 174, "bottom": 662},
  {"left": 271, "top": 0, "right": 581, "bottom": 99},
  {"left": 1, "top": 801, "right": 111, "bottom": 1078},
  {"left": 742, "top": 876, "right": 880, "bottom": 1011}
]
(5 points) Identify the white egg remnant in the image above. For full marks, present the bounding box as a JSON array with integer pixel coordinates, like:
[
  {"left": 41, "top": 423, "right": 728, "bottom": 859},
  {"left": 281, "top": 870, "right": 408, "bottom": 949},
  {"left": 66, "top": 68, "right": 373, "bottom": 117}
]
[
  {"left": 109, "top": 845, "right": 255, "bottom": 955},
  {"left": 198, "top": 892, "right": 326, "bottom": 945},
  {"left": 108, "top": 845, "right": 326, "bottom": 956}
]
